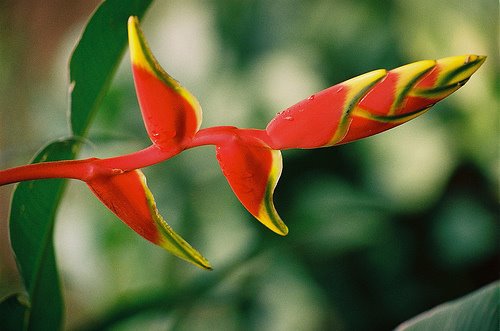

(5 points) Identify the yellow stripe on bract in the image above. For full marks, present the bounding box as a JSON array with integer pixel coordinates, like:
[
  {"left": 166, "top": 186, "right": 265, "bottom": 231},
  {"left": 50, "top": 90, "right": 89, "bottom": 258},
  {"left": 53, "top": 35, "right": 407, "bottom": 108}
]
[
  {"left": 327, "top": 69, "right": 387, "bottom": 146},
  {"left": 409, "top": 55, "right": 486, "bottom": 100},
  {"left": 435, "top": 55, "right": 486, "bottom": 86},
  {"left": 258, "top": 149, "right": 288, "bottom": 236},
  {"left": 127, "top": 16, "right": 203, "bottom": 131},
  {"left": 353, "top": 106, "right": 432, "bottom": 124},
  {"left": 136, "top": 170, "right": 212, "bottom": 270},
  {"left": 409, "top": 84, "right": 461, "bottom": 100},
  {"left": 388, "top": 60, "right": 435, "bottom": 115},
  {"left": 178, "top": 88, "right": 203, "bottom": 132},
  {"left": 128, "top": 16, "right": 154, "bottom": 73}
]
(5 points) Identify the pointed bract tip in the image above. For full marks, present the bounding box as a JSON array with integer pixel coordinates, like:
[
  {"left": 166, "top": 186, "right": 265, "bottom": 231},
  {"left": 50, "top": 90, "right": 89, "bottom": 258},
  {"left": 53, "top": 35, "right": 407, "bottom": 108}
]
[
  {"left": 127, "top": 14, "right": 203, "bottom": 147},
  {"left": 127, "top": 15, "right": 152, "bottom": 70},
  {"left": 258, "top": 206, "right": 289, "bottom": 236},
  {"left": 128, "top": 15, "right": 139, "bottom": 25},
  {"left": 435, "top": 54, "right": 486, "bottom": 86},
  {"left": 88, "top": 170, "right": 212, "bottom": 271},
  {"left": 274, "top": 223, "right": 289, "bottom": 236}
]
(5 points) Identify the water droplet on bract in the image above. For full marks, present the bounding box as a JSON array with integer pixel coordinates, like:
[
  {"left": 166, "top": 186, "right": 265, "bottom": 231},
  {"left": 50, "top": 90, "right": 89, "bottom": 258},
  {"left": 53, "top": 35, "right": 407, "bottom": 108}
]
[
  {"left": 242, "top": 171, "right": 254, "bottom": 178},
  {"left": 152, "top": 131, "right": 160, "bottom": 137},
  {"left": 308, "top": 95, "right": 315, "bottom": 100},
  {"left": 298, "top": 108, "right": 304, "bottom": 113},
  {"left": 276, "top": 111, "right": 284, "bottom": 116},
  {"left": 240, "top": 185, "right": 254, "bottom": 193},
  {"left": 284, "top": 116, "right": 294, "bottom": 121}
]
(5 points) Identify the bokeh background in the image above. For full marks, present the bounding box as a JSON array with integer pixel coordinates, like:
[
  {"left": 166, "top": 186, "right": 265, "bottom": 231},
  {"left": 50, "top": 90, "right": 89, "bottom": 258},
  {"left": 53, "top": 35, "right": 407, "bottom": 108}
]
[{"left": 0, "top": 0, "right": 498, "bottom": 330}]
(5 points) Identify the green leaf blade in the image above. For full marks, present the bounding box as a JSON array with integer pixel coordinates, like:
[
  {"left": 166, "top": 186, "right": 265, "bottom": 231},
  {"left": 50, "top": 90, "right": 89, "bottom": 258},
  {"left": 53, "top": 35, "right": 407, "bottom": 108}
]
[
  {"left": 6, "top": 0, "right": 154, "bottom": 329},
  {"left": 9, "top": 139, "right": 78, "bottom": 330},
  {"left": 69, "top": 0, "right": 153, "bottom": 137},
  {"left": 396, "top": 281, "right": 499, "bottom": 331}
]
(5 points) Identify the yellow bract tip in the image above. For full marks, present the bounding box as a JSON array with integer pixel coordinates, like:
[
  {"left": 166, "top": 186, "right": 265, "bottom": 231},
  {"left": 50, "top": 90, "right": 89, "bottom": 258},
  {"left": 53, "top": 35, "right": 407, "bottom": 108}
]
[
  {"left": 436, "top": 54, "right": 486, "bottom": 85},
  {"left": 139, "top": 170, "right": 213, "bottom": 270},
  {"left": 257, "top": 150, "right": 289, "bottom": 236},
  {"left": 127, "top": 16, "right": 154, "bottom": 72}
]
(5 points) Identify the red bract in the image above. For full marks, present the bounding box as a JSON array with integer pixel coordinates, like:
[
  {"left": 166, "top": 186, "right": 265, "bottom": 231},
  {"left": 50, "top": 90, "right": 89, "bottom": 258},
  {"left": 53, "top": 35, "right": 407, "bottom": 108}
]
[
  {"left": 214, "top": 128, "right": 288, "bottom": 235},
  {"left": 128, "top": 17, "right": 202, "bottom": 149},
  {"left": 0, "top": 16, "right": 486, "bottom": 269},
  {"left": 88, "top": 169, "right": 211, "bottom": 269},
  {"left": 266, "top": 55, "right": 486, "bottom": 149}
]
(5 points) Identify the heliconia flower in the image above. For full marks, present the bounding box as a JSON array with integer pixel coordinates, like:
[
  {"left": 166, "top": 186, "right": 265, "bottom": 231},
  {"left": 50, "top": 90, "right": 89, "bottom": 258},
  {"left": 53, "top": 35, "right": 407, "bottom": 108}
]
[
  {"left": 127, "top": 16, "right": 202, "bottom": 149},
  {"left": 87, "top": 169, "right": 212, "bottom": 269},
  {"left": 265, "top": 55, "right": 486, "bottom": 149},
  {"left": 0, "top": 15, "right": 485, "bottom": 269}
]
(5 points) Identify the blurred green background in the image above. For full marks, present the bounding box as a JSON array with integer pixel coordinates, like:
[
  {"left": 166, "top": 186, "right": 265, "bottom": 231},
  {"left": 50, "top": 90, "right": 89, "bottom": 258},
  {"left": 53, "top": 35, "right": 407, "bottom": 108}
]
[{"left": 0, "top": 0, "right": 498, "bottom": 330}]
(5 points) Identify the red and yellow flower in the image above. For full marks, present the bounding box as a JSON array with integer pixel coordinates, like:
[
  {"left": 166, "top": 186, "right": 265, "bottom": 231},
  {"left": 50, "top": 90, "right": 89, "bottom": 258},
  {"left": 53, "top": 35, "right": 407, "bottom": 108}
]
[{"left": 0, "top": 16, "right": 485, "bottom": 269}]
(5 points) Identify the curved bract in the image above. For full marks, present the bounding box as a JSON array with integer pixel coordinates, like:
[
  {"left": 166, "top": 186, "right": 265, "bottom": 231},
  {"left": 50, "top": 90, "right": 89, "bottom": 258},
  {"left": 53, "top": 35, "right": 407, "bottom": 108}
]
[
  {"left": 0, "top": 16, "right": 485, "bottom": 269},
  {"left": 266, "top": 55, "right": 486, "bottom": 149},
  {"left": 215, "top": 129, "right": 288, "bottom": 235},
  {"left": 128, "top": 16, "right": 202, "bottom": 149},
  {"left": 88, "top": 170, "right": 211, "bottom": 269}
]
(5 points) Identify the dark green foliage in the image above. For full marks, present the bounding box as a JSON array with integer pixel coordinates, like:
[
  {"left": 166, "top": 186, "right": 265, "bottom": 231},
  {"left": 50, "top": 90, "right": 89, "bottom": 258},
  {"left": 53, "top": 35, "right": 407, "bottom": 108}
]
[
  {"left": 396, "top": 281, "right": 499, "bottom": 331},
  {"left": 8, "top": 139, "right": 77, "bottom": 330},
  {"left": 70, "top": 0, "right": 153, "bottom": 137},
  {"left": 2, "top": 0, "right": 154, "bottom": 329}
]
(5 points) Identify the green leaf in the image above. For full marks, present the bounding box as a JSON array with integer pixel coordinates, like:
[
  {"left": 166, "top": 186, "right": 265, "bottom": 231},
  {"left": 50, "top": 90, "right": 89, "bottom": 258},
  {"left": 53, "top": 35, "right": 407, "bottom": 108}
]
[
  {"left": 0, "top": 293, "right": 29, "bottom": 331},
  {"left": 5, "top": 1, "right": 155, "bottom": 328},
  {"left": 9, "top": 139, "right": 79, "bottom": 330},
  {"left": 69, "top": 0, "right": 153, "bottom": 137},
  {"left": 396, "top": 281, "right": 499, "bottom": 331}
]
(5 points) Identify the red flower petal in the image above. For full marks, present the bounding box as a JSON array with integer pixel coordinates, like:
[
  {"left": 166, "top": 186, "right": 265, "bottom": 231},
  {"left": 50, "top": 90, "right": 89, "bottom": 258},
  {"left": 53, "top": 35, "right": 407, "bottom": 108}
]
[
  {"left": 128, "top": 17, "right": 202, "bottom": 149},
  {"left": 87, "top": 169, "right": 212, "bottom": 269},
  {"left": 215, "top": 130, "right": 288, "bottom": 235},
  {"left": 266, "top": 55, "right": 485, "bottom": 149}
]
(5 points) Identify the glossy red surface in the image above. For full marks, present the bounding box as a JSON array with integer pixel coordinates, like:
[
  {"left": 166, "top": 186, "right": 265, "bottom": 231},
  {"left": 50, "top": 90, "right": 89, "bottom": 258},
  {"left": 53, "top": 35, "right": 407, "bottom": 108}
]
[
  {"left": 216, "top": 132, "right": 273, "bottom": 217},
  {"left": 132, "top": 66, "right": 199, "bottom": 148},
  {"left": 88, "top": 171, "right": 160, "bottom": 244},
  {"left": 266, "top": 85, "right": 347, "bottom": 149}
]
